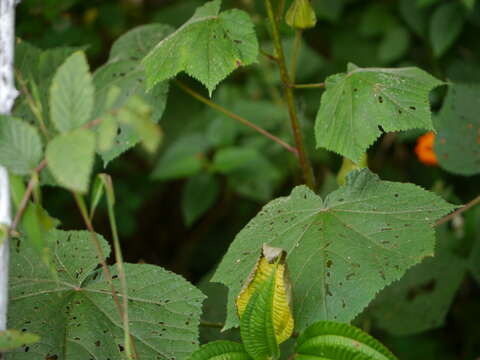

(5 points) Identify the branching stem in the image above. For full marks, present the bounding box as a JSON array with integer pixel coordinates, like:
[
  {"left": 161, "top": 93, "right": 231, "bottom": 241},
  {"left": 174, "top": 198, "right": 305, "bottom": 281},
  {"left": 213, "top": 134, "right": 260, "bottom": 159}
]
[
  {"left": 175, "top": 80, "right": 298, "bottom": 156},
  {"left": 264, "top": 0, "right": 315, "bottom": 189}
]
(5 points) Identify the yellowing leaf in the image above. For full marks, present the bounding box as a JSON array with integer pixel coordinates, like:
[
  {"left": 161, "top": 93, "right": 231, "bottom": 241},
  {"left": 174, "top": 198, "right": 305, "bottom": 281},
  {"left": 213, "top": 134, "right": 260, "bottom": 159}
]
[{"left": 236, "top": 244, "right": 293, "bottom": 344}]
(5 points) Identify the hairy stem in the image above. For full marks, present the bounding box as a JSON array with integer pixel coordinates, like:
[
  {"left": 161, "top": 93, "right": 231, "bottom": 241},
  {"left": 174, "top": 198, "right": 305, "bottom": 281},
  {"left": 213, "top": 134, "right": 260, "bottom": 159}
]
[
  {"left": 175, "top": 80, "right": 298, "bottom": 156},
  {"left": 264, "top": 0, "right": 315, "bottom": 189}
]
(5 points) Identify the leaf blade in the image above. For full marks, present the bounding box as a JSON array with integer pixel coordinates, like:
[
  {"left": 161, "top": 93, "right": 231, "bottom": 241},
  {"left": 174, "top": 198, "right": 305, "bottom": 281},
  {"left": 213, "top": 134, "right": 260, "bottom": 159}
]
[{"left": 49, "top": 51, "right": 94, "bottom": 133}]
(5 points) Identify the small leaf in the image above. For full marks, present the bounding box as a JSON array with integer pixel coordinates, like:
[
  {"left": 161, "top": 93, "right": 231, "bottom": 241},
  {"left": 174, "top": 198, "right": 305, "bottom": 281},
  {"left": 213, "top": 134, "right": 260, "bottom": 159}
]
[
  {"left": 49, "top": 51, "right": 94, "bottom": 132},
  {"left": 315, "top": 65, "right": 443, "bottom": 162},
  {"left": 212, "top": 169, "right": 456, "bottom": 331},
  {"left": 187, "top": 341, "right": 251, "bottom": 360},
  {"left": 46, "top": 128, "right": 96, "bottom": 193},
  {"left": 0, "top": 116, "right": 42, "bottom": 175},
  {"left": 429, "top": 2, "right": 465, "bottom": 58},
  {"left": 378, "top": 26, "right": 410, "bottom": 64},
  {"left": 434, "top": 63, "right": 480, "bottom": 176},
  {"left": 398, "top": 0, "right": 428, "bottom": 38},
  {"left": 143, "top": 0, "right": 259, "bottom": 95},
  {"left": 182, "top": 173, "right": 220, "bottom": 226},
  {"left": 92, "top": 64, "right": 168, "bottom": 164},
  {"left": 0, "top": 330, "right": 39, "bottom": 351},
  {"left": 295, "top": 321, "right": 398, "bottom": 360},
  {"left": 212, "top": 147, "right": 258, "bottom": 174},
  {"left": 151, "top": 134, "right": 210, "bottom": 180}
]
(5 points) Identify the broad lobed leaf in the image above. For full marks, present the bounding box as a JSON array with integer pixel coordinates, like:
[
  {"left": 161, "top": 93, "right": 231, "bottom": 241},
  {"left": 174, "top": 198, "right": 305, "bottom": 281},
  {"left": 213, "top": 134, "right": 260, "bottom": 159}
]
[
  {"left": 143, "top": 0, "right": 259, "bottom": 95},
  {"left": 315, "top": 64, "right": 443, "bottom": 162},
  {"left": 212, "top": 169, "right": 455, "bottom": 331},
  {"left": 9, "top": 230, "right": 205, "bottom": 360},
  {"left": 366, "top": 224, "right": 468, "bottom": 336}
]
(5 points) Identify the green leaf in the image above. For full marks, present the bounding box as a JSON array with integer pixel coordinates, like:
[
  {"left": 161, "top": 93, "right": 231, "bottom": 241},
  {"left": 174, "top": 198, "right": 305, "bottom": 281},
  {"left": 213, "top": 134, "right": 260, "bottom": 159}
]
[
  {"left": 434, "top": 64, "right": 480, "bottom": 176},
  {"left": 378, "top": 26, "right": 410, "bottom": 64},
  {"left": 92, "top": 23, "right": 172, "bottom": 121},
  {"left": 315, "top": 65, "right": 443, "bottom": 162},
  {"left": 359, "top": 4, "right": 397, "bottom": 37},
  {"left": 462, "top": 0, "right": 476, "bottom": 10},
  {"left": 429, "top": 2, "right": 465, "bottom": 58},
  {"left": 92, "top": 25, "right": 172, "bottom": 163},
  {"left": 151, "top": 134, "right": 210, "bottom": 180},
  {"left": 14, "top": 44, "right": 81, "bottom": 130},
  {"left": 46, "top": 129, "right": 96, "bottom": 193},
  {"left": 0, "top": 330, "right": 40, "bottom": 351},
  {"left": 182, "top": 173, "right": 220, "bottom": 226},
  {"left": 187, "top": 341, "right": 251, "bottom": 360},
  {"left": 366, "top": 225, "right": 467, "bottom": 336},
  {"left": 212, "top": 169, "right": 455, "bottom": 331},
  {"left": 49, "top": 51, "right": 94, "bottom": 132},
  {"left": 109, "top": 23, "right": 174, "bottom": 63},
  {"left": 143, "top": 0, "right": 259, "bottom": 95},
  {"left": 228, "top": 151, "right": 282, "bottom": 202},
  {"left": 0, "top": 116, "right": 43, "bottom": 175},
  {"left": 9, "top": 174, "right": 59, "bottom": 271},
  {"left": 313, "top": 0, "right": 345, "bottom": 22},
  {"left": 295, "top": 321, "right": 397, "bottom": 360},
  {"left": 9, "top": 230, "right": 206, "bottom": 360},
  {"left": 240, "top": 270, "right": 279, "bottom": 360},
  {"left": 212, "top": 147, "right": 258, "bottom": 173},
  {"left": 398, "top": 0, "right": 428, "bottom": 38}
]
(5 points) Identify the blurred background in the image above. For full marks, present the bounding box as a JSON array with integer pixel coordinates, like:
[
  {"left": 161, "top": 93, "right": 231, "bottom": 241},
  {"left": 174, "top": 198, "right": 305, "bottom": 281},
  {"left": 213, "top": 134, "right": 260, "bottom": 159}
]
[{"left": 16, "top": 0, "right": 480, "bottom": 359}]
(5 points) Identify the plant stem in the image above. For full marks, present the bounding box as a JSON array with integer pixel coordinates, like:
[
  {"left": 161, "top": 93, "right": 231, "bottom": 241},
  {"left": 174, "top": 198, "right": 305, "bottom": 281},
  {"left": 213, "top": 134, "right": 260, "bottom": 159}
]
[
  {"left": 9, "top": 160, "right": 47, "bottom": 233},
  {"left": 275, "top": 0, "right": 286, "bottom": 21},
  {"left": 15, "top": 70, "right": 49, "bottom": 139},
  {"left": 260, "top": 48, "right": 278, "bottom": 62},
  {"left": 436, "top": 195, "right": 480, "bottom": 226},
  {"left": 72, "top": 192, "right": 125, "bottom": 324},
  {"left": 290, "top": 30, "right": 303, "bottom": 84},
  {"left": 264, "top": 0, "right": 315, "bottom": 189},
  {"left": 290, "top": 82, "right": 325, "bottom": 89},
  {"left": 175, "top": 80, "right": 298, "bottom": 156},
  {"left": 200, "top": 320, "right": 224, "bottom": 329},
  {"left": 100, "top": 175, "right": 137, "bottom": 359}
]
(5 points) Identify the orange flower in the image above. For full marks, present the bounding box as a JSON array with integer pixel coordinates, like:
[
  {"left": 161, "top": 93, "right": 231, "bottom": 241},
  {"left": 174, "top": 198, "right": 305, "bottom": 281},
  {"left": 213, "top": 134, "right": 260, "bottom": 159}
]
[{"left": 415, "top": 132, "right": 438, "bottom": 166}]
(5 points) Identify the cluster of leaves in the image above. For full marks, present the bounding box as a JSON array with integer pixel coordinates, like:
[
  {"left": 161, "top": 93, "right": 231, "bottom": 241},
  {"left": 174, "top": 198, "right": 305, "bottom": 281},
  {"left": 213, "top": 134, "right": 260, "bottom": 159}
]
[{"left": 3, "top": 0, "right": 480, "bottom": 359}]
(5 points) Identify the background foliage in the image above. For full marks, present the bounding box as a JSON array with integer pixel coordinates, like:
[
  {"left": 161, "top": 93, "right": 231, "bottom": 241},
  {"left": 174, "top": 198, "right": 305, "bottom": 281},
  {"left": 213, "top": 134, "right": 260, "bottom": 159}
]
[{"left": 6, "top": 0, "right": 480, "bottom": 359}]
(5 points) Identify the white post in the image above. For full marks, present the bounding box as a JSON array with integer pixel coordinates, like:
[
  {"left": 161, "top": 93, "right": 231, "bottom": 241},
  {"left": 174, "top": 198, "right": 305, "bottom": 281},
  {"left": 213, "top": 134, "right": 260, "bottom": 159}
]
[{"left": 0, "top": 0, "right": 20, "bottom": 331}]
